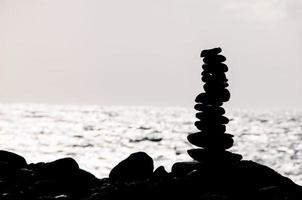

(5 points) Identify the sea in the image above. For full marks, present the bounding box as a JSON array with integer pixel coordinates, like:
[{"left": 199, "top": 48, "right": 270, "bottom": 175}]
[{"left": 0, "top": 104, "right": 302, "bottom": 185}]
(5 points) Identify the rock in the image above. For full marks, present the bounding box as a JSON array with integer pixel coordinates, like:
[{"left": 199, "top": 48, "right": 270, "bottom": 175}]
[
  {"left": 171, "top": 162, "right": 201, "bottom": 176},
  {"left": 187, "top": 133, "right": 234, "bottom": 149},
  {"left": 195, "top": 93, "right": 223, "bottom": 105},
  {"left": 194, "top": 104, "right": 225, "bottom": 115},
  {"left": 195, "top": 113, "right": 229, "bottom": 124},
  {"left": 0, "top": 161, "right": 11, "bottom": 179},
  {"left": 207, "top": 89, "right": 231, "bottom": 102},
  {"left": 194, "top": 121, "right": 227, "bottom": 131},
  {"left": 0, "top": 150, "right": 27, "bottom": 169},
  {"left": 203, "top": 83, "right": 228, "bottom": 93},
  {"left": 199, "top": 193, "right": 230, "bottom": 200},
  {"left": 109, "top": 152, "right": 154, "bottom": 182},
  {"left": 200, "top": 47, "right": 222, "bottom": 57},
  {"left": 203, "top": 55, "right": 227, "bottom": 64},
  {"left": 38, "top": 157, "right": 79, "bottom": 178},
  {"left": 54, "top": 194, "right": 72, "bottom": 199},
  {"left": 152, "top": 166, "right": 169, "bottom": 180},
  {"left": 194, "top": 123, "right": 226, "bottom": 133},
  {"left": 202, "top": 63, "right": 228, "bottom": 72},
  {"left": 15, "top": 167, "right": 36, "bottom": 182},
  {"left": 187, "top": 149, "right": 242, "bottom": 163},
  {"left": 232, "top": 160, "right": 298, "bottom": 191},
  {"left": 196, "top": 90, "right": 230, "bottom": 103},
  {"left": 202, "top": 72, "right": 228, "bottom": 82},
  {"left": 32, "top": 179, "right": 63, "bottom": 197}
]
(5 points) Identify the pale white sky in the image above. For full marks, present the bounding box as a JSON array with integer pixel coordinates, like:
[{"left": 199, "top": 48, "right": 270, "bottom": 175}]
[{"left": 0, "top": 0, "right": 301, "bottom": 110}]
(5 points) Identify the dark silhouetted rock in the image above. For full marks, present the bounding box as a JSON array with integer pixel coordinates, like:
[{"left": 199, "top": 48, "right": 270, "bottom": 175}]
[
  {"left": 200, "top": 47, "right": 222, "bottom": 57},
  {"left": 203, "top": 55, "right": 227, "bottom": 64},
  {"left": 202, "top": 63, "right": 228, "bottom": 72},
  {"left": 187, "top": 149, "right": 242, "bottom": 163},
  {"left": 187, "top": 133, "right": 234, "bottom": 150},
  {"left": 0, "top": 150, "right": 27, "bottom": 169},
  {"left": 195, "top": 113, "right": 229, "bottom": 124},
  {"left": 37, "top": 158, "right": 79, "bottom": 179},
  {"left": 194, "top": 104, "right": 225, "bottom": 115},
  {"left": 109, "top": 152, "right": 154, "bottom": 182},
  {"left": 152, "top": 166, "right": 169, "bottom": 180},
  {"left": 171, "top": 161, "right": 201, "bottom": 176}
]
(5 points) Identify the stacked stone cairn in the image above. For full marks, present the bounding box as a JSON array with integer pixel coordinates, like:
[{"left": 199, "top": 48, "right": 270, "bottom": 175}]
[{"left": 187, "top": 47, "right": 242, "bottom": 163}]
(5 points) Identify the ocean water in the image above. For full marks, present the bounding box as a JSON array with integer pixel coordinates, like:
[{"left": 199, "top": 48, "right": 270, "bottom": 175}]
[{"left": 0, "top": 104, "right": 302, "bottom": 185}]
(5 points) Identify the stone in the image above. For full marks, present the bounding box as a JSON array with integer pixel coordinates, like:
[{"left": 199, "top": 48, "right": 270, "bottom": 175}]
[
  {"left": 200, "top": 47, "right": 222, "bottom": 57},
  {"left": 206, "top": 89, "right": 230, "bottom": 102},
  {"left": 195, "top": 93, "right": 223, "bottom": 106},
  {"left": 54, "top": 194, "right": 72, "bottom": 199},
  {"left": 196, "top": 124, "right": 226, "bottom": 134},
  {"left": 39, "top": 157, "right": 79, "bottom": 178},
  {"left": 187, "top": 149, "right": 242, "bottom": 163},
  {"left": 202, "top": 63, "right": 228, "bottom": 73},
  {"left": 195, "top": 113, "right": 229, "bottom": 124},
  {"left": 204, "top": 81, "right": 229, "bottom": 90},
  {"left": 194, "top": 120, "right": 227, "bottom": 129},
  {"left": 109, "top": 152, "right": 154, "bottom": 182},
  {"left": 194, "top": 104, "right": 225, "bottom": 115},
  {"left": 152, "top": 166, "right": 169, "bottom": 180},
  {"left": 202, "top": 72, "right": 228, "bottom": 82},
  {"left": 203, "top": 83, "right": 228, "bottom": 93},
  {"left": 203, "top": 55, "right": 227, "bottom": 64},
  {"left": 0, "top": 150, "right": 27, "bottom": 169},
  {"left": 187, "top": 133, "right": 234, "bottom": 149},
  {"left": 171, "top": 161, "right": 202, "bottom": 176}
]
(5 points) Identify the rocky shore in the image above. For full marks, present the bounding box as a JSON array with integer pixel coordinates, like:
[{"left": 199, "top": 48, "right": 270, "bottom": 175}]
[{"left": 0, "top": 150, "right": 302, "bottom": 200}]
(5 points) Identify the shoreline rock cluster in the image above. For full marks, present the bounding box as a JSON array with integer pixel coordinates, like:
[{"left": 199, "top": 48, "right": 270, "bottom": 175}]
[
  {"left": 1, "top": 48, "right": 302, "bottom": 199},
  {"left": 1, "top": 150, "right": 302, "bottom": 200}
]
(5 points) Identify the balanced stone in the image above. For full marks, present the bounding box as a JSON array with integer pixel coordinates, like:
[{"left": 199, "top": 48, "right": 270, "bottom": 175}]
[
  {"left": 203, "top": 81, "right": 228, "bottom": 91},
  {"left": 195, "top": 113, "right": 229, "bottom": 124},
  {"left": 195, "top": 93, "right": 223, "bottom": 105},
  {"left": 202, "top": 63, "right": 228, "bottom": 72},
  {"left": 207, "top": 89, "right": 230, "bottom": 102},
  {"left": 187, "top": 149, "right": 243, "bottom": 163},
  {"left": 187, "top": 133, "right": 234, "bottom": 150},
  {"left": 195, "top": 124, "right": 227, "bottom": 134},
  {"left": 200, "top": 47, "right": 222, "bottom": 57},
  {"left": 203, "top": 55, "right": 227, "bottom": 64},
  {"left": 201, "top": 72, "right": 228, "bottom": 82},
  {"left": 194, "top": 104, "right": 225, "bottom": 115},
  {"left": 203, "top": 83, "right": 228, "bottom": 94}
]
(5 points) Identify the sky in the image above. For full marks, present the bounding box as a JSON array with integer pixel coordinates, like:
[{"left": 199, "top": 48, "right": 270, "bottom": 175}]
[{"left": 0, "top": 0, "right": 301, "bottom": 110}]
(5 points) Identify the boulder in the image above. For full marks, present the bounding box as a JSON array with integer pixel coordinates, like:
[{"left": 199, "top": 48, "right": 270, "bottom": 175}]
[
  {"left": 0, "top": 150, "right": 27, "bottom": 169},
  {"left": 109, "top": 152, "right": 154, "bottom": 182}
]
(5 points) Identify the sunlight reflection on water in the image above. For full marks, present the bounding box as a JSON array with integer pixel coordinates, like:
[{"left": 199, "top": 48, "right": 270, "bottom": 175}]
[{"left": 0, "top": 104, "right": 302, "bottom": 185}]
